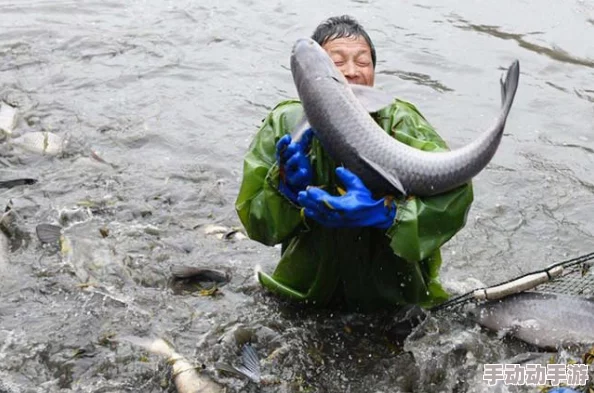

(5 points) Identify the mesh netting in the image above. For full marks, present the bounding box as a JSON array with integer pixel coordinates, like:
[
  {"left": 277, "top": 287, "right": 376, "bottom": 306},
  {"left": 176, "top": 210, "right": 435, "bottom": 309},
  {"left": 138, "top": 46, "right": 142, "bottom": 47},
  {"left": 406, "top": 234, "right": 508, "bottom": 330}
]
[{"left": 431, "top": 253, "right": 594, "bottom": 312}]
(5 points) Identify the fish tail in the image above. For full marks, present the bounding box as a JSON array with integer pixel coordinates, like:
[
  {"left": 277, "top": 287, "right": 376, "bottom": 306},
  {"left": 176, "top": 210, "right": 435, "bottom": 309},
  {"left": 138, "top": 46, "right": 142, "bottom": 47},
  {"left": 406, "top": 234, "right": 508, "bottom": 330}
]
[
  {"left": 500, "top": 60, "right": 520, "bottom": 113},
  {"left": 36, "top": 223, "right": 63, "bottom": 244}
]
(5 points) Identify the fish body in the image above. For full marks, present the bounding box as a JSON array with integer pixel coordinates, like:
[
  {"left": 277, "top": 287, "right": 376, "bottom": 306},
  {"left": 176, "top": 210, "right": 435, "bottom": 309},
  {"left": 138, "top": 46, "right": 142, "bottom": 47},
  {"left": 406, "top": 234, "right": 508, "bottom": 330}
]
[
  {"left": 170, "top": 265, "right": 230, "bottom": 283},
  {"left": 120, "top": 336, "right": 225, "bottom": 393},
  {"left": 0, "top": 179, "right": 37, "bottom": 189},
  {"left": 0, "top": 224, "right": 9, "bottom": 280},
  {"left": 473, "top": 291, "right": 594, "bottom": 349},
  {"left": 0, "top": 203, "right": 14, "bottom": 280},
  {"left": 289, "top": 38, "right": 520, "bottom": 197}
]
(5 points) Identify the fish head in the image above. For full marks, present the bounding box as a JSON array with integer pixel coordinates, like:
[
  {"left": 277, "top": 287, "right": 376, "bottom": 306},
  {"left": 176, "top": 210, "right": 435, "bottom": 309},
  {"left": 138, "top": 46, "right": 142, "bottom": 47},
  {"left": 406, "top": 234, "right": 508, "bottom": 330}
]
[{"left": 290, "top": 38, "right": 347, "bottom": 91}]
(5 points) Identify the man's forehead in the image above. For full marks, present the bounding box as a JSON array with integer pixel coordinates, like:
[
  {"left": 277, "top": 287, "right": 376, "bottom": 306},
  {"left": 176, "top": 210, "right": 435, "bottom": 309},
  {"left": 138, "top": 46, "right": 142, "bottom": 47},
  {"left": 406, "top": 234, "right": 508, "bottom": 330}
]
[{"left": 323, "top": 36, "right": 371, "bottom": 53}]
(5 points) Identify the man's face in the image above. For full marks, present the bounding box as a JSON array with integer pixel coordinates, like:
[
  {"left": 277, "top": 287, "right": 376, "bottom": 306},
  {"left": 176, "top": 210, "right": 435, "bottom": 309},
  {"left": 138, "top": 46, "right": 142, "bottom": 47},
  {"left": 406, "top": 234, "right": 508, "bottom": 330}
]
[{"left": 322, "top": 35, "right": 375, "bottom": 87}]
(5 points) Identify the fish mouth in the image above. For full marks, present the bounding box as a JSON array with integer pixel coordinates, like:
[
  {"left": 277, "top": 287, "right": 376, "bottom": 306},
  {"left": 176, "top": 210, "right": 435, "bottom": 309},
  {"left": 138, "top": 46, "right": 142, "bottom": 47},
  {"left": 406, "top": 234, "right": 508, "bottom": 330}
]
[
  {"left": 291, "top": 37, "right": 317, "bottom": 56},
  {"left": 291, "top": 37, "right": 342, "bottom": 83}
]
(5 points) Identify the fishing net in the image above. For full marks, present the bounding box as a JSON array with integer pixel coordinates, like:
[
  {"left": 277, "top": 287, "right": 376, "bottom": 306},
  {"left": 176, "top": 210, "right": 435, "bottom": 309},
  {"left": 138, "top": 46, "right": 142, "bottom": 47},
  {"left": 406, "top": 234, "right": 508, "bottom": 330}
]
[
  {"left": 428, "top": 252, "right": 594, "bottom": 393},
  {"left": 431, "top": 252, "right": 594, "bottom": 313}
]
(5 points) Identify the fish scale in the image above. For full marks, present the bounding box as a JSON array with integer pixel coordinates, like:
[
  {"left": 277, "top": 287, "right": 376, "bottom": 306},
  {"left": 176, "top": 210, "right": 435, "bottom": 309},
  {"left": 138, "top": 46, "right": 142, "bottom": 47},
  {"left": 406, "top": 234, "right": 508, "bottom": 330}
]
[{"left": 290, "top": 38, "right": 519, "bottom": 197}]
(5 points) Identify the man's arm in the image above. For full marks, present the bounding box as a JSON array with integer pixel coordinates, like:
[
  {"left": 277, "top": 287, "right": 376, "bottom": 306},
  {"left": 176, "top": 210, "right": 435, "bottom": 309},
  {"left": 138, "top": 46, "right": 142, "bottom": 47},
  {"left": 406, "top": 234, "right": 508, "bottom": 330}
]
[
  {"left": 235, "top": 100, "right": 307, "bottom": 246},
  {"left": 378, "top": 99, "right": 475, "bottom": 262}
]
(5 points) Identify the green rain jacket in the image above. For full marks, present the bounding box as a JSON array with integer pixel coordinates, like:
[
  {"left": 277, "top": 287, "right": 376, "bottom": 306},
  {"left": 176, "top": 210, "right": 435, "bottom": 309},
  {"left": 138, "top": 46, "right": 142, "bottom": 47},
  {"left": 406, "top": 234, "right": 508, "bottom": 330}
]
[{"left": 235, "top": 98, "right": 474, "bottom": 311}]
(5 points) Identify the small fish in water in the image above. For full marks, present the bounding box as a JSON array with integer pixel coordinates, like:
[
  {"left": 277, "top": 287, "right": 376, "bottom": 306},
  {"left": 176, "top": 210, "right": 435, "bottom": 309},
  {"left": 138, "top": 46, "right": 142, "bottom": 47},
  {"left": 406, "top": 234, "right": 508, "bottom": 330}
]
[
  {"left": 117, "top": 336, "right": 225, "bottom": 393},
  {"left": 472, "top": 291, "right": 594, "bottom": 350}
]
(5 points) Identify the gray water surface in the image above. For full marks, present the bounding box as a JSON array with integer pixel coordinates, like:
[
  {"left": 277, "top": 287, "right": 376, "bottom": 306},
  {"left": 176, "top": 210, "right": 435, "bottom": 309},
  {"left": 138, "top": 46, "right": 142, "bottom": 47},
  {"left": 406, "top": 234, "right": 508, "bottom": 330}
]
[{"left": 1, "top": 1, "right": 593, "bottom": 392}]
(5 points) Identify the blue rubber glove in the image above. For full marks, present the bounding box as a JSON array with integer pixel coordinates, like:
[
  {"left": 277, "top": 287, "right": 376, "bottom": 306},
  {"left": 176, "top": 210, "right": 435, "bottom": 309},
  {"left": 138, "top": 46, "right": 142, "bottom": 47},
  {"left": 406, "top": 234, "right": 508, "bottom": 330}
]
[
  {"left": 546, "top": 389, "right": 581, "bottom": 393},
  {"left": 276, "top": 128, "right": 314, "bottom": 204},
  {"left": 297, "top": 167, "right": 397, "bottom": 230}
]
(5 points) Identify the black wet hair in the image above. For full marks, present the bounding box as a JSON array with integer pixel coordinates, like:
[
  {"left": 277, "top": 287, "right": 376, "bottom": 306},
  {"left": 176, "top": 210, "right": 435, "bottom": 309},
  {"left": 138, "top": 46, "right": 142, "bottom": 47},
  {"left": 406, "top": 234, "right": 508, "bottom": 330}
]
[{"left": 311, "top": 15, "right": 377, "bottom": 68}]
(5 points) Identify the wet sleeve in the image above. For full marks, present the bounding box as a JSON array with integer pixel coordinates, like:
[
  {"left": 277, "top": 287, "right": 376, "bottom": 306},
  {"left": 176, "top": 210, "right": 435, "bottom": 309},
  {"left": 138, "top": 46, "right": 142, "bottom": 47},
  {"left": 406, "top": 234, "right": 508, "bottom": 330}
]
[
  {"left": 234, "top": 101, "right": 306, "bottom": 246},
  {"left": 380, "top": 100, "right": 475, "bottom": 262}
]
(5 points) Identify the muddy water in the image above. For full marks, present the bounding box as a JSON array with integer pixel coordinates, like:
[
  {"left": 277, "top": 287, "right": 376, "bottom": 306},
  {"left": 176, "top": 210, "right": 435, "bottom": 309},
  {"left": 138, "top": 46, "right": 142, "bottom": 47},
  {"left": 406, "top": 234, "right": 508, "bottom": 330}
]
[{"left": 1, "top": 1, "right": 593, "bottom": 392}]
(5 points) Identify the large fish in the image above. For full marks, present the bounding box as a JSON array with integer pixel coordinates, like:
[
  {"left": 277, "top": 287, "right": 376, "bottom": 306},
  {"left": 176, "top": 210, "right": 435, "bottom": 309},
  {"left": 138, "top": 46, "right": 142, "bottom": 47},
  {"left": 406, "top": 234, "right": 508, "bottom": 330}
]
[
  {"left": 472, "top": 291, "right": 594, "bottom": 350},
  {"left": 289, "top": 38, "right": 520, "bottom": 197}
]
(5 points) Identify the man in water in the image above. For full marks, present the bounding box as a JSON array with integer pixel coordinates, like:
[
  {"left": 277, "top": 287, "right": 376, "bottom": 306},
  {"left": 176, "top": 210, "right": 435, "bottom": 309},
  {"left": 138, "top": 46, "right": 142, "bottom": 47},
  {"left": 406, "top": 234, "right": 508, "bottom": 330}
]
[{"left": 235, "top": 15, "right": 474, "bottom": 312}]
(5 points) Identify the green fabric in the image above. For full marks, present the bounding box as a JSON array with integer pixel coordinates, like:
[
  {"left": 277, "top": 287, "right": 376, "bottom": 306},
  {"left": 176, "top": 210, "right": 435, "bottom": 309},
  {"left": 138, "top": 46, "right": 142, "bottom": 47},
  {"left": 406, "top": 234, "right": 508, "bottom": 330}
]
[{"left": 235, "top": 98, "right": 474, "bottom": 311}]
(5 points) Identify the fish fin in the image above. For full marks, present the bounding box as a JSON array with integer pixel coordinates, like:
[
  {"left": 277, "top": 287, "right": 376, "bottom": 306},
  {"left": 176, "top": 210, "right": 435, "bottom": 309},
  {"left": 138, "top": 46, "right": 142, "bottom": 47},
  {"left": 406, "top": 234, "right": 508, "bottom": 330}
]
[
  {"left": 289, "top": 114, "right": 311, "bottom": 143},
  {"left": 360, "top": 155, "right": 407, "bottom": 195},
  {"left": 239, "top": 344, "right": 261, "bottom": 382},
  {"left": 500, "top": 60, "right": 520, "bottom": 111},
  {"left": 500, "top": 71, "right": 506, "bottom": 107},
  {"left": 214, "top": 344, "right": 262, "bottom": 383},
  {"left": 36, "top": 223, "right": 63, "bottom": 244},
  {"left": 336, "top": 186, "right": 346, "bottom": 196},
  {"left": 350, "top": 84, "right": 395, "bottom": 113}
]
